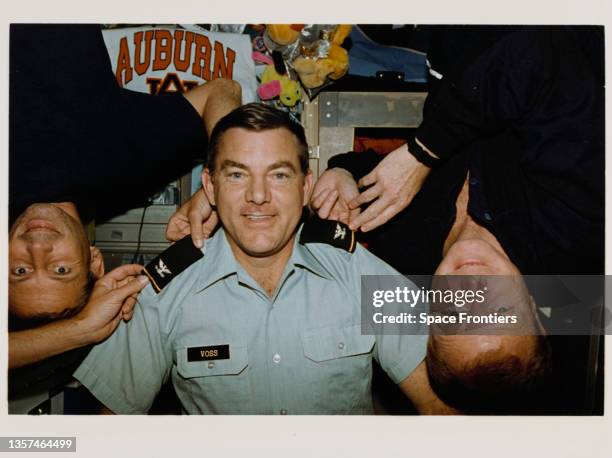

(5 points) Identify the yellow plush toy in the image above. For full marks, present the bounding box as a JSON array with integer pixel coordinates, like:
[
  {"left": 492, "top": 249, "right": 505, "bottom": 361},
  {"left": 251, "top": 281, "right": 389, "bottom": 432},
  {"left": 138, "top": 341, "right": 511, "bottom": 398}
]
[
  {"left": 266, "top": 24, "right": 304, "bottom": 46},
  {"left": 293, "top": 45, "right": 350, "bottom": 88},
  {"left": 331, "top": 24, "right": 352, "bottom": 46},
  {"left": 258, "top": 64, "right": 302, "bottom": 107},
  {"left": 292, "top": 25, "right": 351, "bottom": 89}
]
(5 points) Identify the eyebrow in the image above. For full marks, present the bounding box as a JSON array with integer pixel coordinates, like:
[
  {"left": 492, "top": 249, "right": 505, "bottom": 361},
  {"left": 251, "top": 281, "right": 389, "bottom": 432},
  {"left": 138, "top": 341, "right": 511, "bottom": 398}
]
[
  {"left": 219, "top": 159, "right": 297, "bottom": 173},
  {"left": 219, "top": 159, "right": 248, "bottom": 171},
  {"left": 267, "top": 161, "right": 297, "bottom": 173}
]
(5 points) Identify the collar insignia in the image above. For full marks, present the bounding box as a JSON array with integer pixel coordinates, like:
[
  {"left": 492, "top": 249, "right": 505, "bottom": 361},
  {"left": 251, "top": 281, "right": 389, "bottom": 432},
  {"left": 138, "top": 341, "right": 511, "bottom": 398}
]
[
  {"left": 300, "top": 217, "right": 356, "bottom": 253},
  {"left": 143, "top": 236, "right": 204, "bottom": 293}
]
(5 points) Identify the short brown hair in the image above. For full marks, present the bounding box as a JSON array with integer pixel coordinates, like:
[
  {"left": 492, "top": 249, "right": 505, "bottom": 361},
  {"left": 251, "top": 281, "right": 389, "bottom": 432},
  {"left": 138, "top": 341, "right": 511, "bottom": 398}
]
[
  {"left": 207, "top": 103, "right": 309, "bottom": 174},
  {"left": 426, "top": 335, "right": 552, "bottom": 414}
]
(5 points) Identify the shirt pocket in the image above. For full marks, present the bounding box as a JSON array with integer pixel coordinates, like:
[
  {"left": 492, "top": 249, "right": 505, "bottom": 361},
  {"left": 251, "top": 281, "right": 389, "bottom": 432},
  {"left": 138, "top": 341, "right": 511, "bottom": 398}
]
[
  {"left": 175, "top": 344, "right": 251, "bottom": 414},
  {"left": 300, "top": 324, "right": 375, "bottom": 414}
]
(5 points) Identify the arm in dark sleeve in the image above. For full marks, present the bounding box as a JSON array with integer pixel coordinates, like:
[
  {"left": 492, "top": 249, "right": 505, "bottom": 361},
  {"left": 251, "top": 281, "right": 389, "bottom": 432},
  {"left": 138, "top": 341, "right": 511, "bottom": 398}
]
[
  {"left": 116, "top": 88, "right": 207, "bottom": 174},
  {"left": 415, "top": 27, "right": 584, "bottom": 161},
  {"left": 326, "top": 149, "right": 385, "bottom": 182},
  {"left": 9, "top": 24, "right": 208, "bottom": 220}
]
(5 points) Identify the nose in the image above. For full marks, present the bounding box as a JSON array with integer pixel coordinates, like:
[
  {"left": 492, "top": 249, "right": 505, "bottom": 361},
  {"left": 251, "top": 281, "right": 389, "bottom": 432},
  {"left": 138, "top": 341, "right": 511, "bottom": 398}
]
[
  {"left": 246, "top": 175, "right": 271, "bottom": 205},
  {"left": 26, "top": 238, "right": 54, "bottom": 260}
]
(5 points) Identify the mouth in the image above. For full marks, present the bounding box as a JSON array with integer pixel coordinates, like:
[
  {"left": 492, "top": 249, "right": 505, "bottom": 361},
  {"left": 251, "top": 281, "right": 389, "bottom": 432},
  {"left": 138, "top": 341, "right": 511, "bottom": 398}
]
[
  {"left": 449, "top": 261, "right": 494, "bottom": 276},
  {"left": 25, "top": 219, "right": 60, "bottom": 234},
  {"left": 455, "top": 260, "right": 487, "bottom": 270},
  {"left": 242, "top": 214, "right": 275, "bottom": 221}
]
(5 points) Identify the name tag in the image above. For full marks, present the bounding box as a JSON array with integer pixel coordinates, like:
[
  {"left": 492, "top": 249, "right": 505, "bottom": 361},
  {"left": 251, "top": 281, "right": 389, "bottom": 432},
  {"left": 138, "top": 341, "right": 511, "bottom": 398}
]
[{"left": 187, "top": 345, "right": 230, "bottom": 362}]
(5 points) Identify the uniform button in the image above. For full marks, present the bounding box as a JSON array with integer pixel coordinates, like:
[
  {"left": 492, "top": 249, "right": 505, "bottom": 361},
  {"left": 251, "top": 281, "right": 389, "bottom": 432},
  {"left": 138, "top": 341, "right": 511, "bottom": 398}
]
[
  {"left": 207, "top": 362, "right": 215, "bottom": 369},
  {"left": 484, "top": 212, "right": 493, "bottom": 221},
  {"left": 280, "top": 409, "right": 288, "bottom": 415},
  {"left": 272, "top": 353, "right": 281, "bottom": 364},
  {"left": 338, "top": 342, "right": 345, "bottom": 350},
  {"left": 469, "top": 177, "right": 479, "bottom": 186}
]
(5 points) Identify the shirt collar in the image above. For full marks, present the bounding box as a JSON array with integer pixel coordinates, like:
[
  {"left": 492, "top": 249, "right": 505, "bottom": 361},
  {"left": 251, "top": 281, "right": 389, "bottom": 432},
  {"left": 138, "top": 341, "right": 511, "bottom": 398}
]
[
  {"left": 193, "top": 225, "right": 332, "bottom": 294},
  {"left": 193, "top": 229, "right": 240, "bottom": 293},
  {"left": 289, "top": 225, "right": 332, "bottom": 280}
]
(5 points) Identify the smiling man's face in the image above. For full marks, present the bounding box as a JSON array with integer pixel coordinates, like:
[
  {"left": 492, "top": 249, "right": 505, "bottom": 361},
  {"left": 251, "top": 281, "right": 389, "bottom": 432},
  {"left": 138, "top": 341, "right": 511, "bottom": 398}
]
[
  {"left": 9, "top": 203, "right": 103, "bottom": 320},
  {"left": 203, "top": 127, "right": 313, "bottom": 261}
]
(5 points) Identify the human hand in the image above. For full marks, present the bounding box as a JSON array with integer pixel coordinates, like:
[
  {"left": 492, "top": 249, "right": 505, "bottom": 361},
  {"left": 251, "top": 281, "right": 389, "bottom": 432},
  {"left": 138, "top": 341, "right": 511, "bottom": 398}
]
[
  {"left": 348, "top": 144, "right": 431, "bottom": 232},
  {"left": 74, "top": 264, "right": 149, "bottom": 344},
  {"left": 165, "top": 188, "right": 218, "bottom": 248},
  {"left": 310, "top": 168, "right": 361, "bottom": 225}
]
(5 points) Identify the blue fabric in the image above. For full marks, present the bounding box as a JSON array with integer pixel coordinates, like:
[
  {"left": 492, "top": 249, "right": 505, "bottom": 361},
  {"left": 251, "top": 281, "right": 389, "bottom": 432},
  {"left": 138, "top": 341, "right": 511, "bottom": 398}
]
[
  {"left": 347, "top": 26, "right": 427, "bottom": 82},
  {"left": 74, "top": 227, "right": 428, "bottom": 414}
]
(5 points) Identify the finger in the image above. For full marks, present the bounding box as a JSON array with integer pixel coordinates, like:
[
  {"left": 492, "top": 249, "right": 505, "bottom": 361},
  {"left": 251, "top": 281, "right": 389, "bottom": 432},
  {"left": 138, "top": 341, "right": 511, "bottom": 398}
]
[
  {"left": 329, "top": 207, "right": 349, "bottom": 225},
  {"left": 348, "top": 183, "right": 383, "bottom": 210},
  {"left": 121, "top": 296, "right": 137, "bottom": 321},
  {"left": 104, "top": 264, "right": 147, "bottom": 282},
  {"left": 317, "top": 190, "right": 339, "bottom": 220},
  {"left": 115, "top": 277, "right": 132, "bottom": 289},
  {"left": 187, "top": 209, "right": 206, "bottom": 249},
  {"left": 121, "top": 295, "right": 137, "bottom": 314},
  {"left": 167, "top": 216, "right": 191, "bottom": 239},
  {"left": 122, "top": 310, "right": 135, "bottom": 322},
  {"left": 165, "top": 213, "right": 179, "bottom": 240},
  {"left": 108, "top": 275, "right": 149, "bottom": 302},
  {"left": 361, "top": 204, "right": 402, "bottom": 232},
  {"left": 349, "top": 196, "right": 390, "bottom": 230},
  {"left": 310, "top": 188, "right": 332, "bottom": 210},
  {"left": 200, "top": 211, "right": 219, "bottom": 239},
  {"left": 117, "top": 270, "right": 145, "bottom": 289},
  {"left": 357, "top": 170, "right": 377, "bottom": 189},
  {"left": 348, "top": 207, "right": 362, "bottom": 225},
  {"left": 166, "top": 225, "right": 190, "bottom": 242}
]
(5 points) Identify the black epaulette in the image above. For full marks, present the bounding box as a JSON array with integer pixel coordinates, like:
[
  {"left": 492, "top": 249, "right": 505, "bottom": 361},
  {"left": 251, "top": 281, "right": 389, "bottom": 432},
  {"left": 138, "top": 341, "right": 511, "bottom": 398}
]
[
  {"left": 299, "top": 218, "right": 356, "bottom": 253},
  {"left": 142, "top": 236, "right": 204, "bottom": 294}
]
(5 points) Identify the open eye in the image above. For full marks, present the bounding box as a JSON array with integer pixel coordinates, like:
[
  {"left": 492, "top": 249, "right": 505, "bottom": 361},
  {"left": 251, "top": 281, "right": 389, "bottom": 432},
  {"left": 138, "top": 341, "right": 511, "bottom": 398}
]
[
  {"left": 54, "top": 266, "right": 71, "bottom": 275},
  {"left": 226, "top": 170, "right": 246, "bottom": 181},
  {"left": 495, "top": 305, "right": 511, "bottom": 313},
  {"left": 12, "top": 266, "right": 31, "bottom": 276},
  {"left": 273, "top": 171, "right": 290, "bottom": 181}
]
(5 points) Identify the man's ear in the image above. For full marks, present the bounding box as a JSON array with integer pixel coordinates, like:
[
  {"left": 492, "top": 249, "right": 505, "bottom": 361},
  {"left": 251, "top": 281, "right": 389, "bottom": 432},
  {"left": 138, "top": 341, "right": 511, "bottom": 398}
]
[
  {"left": 529, "top": 295, "right": 547, "bottom": 335},
  {"left": 89, "top": 246, "right": 105, "bottom": 279},
  {"left": 302, "top": 170, "right": 314, "bottom": 206},
  {"left": 202, "top": 168, "right": 216, "bottom": 207}
]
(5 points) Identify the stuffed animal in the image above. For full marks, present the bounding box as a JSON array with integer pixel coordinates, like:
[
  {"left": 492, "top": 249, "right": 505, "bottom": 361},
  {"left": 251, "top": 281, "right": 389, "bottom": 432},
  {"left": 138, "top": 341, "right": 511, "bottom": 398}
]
[
  {"left": 293, "top": 42, "right": 349, "bottom": 89},
  {"left": 258, "top": 64, "right": 302, "bottom": 107},
  {"left": 266, "top": 24, "right": 304, "bottom": 46},
  {"left": 292, "top": 25, "right": 351, "bottom": 89},
  {"left": 262, "top": 24, "right": 352, "bottom": 90},
  {"left": 331, "top": 24, "right": 352, "bottom": 46}
]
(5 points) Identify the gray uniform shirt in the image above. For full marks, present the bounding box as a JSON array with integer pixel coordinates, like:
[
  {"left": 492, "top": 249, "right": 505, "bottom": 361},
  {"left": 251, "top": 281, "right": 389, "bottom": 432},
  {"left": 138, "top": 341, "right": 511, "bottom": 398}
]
[{"left": 74, "top": 227, "right": 427, "bottom": 414}]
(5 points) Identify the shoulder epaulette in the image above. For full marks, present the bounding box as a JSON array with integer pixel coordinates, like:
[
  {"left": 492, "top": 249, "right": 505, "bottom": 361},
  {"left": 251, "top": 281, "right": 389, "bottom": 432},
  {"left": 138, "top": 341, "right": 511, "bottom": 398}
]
[
  {"left": 142, "top": 235, "right": 204, "bottom": 294},
  {"left": 299, "top": 218, "right": 356, "bottom": 253}
]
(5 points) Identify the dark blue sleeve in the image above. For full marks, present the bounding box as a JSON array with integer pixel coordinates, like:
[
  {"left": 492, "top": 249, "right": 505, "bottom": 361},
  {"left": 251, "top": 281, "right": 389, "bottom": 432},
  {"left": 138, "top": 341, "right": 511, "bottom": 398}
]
[
  {"left": 415, "top": 27, "right": 603, "bottom": 167},
  {"left": 327, "top": 149, "right": 384, "bottom": 182},
  {"left": 10, "top": 24, "right": 207, "bottom": 222}
]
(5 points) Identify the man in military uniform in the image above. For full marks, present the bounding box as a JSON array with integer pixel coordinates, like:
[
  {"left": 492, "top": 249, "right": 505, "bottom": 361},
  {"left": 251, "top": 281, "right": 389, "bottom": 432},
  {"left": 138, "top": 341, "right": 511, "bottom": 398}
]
[{"left": 74, "top": 103, "right": 449, "bottom": 414}]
